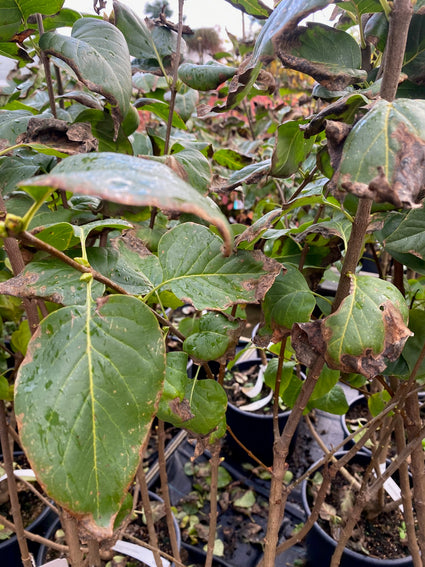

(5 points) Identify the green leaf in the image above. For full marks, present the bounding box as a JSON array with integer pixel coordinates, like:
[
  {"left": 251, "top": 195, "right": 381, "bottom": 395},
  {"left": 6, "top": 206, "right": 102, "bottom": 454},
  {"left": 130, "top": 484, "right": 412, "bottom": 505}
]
[
  {"left": 224, "top": 159, "right": 271, "bottom": 189},
  {"left": 15, "top": 295, "right": 165, "bottom": 535},
  {"left": 134, "top": 98, "right": 187, "bottom": 130},
  {"left": 402, "top": 14, "right": 425, "bottom": 85},
  {"left": 74, "top": 109, "right": 133, "bottom": 154},
  {"left": 87, "top": 241, "right": 162, "bottom": 296},
  {"left": 183, "top": 312, "right": 240, "bottom": 362},
  {"left": 224, "top": 0, "right": 271, "bottom": 18},
  {"left": 336, "top": 0, "right": 383, "bottom": 18},
  {"left": 41, "top": 7, "right": 82, "bottom": 32},
  {"left": 31, "top": 222, "right": 80, "bottom": 251},
  {"left": 18, "top": 152, "right": 233, "bottom": 254},
  {"left": 308, "top": 384, "right": 348, "bottom": 414},
  {"left": 0, "top": 255, "right": 104, "bottom": 305},
  {"left": 271, "top": 120, "right": 315, "bottom": 178},
  {"left": 0, "top": 376, "right": 13, "bottom": 401},
  {"left": 0, "top": 0, "right": 64, "bottom": 41},
  {"left": 213, "top": 149, "right": 252, "bottom": 171},
  {"left": 11, "top": 319, "right": 30, "bottom": 356},
  {"left": 157, "top": 352, "right": 227, "bottom": 439},
  {"left": 292, "top": 275, "right": 412, "bottom": 379},
  {"left": 309, "top": 364, "right": 341, "bottom": 401},
  {"left": 379, "top": 206, "right": 425, "bottom": 261},
  {"left": 171, "top": 149, "right": 211, "bottom": 194},
  {"left": 339, "top": 99, "right": 425, "bottom": 208},
  {"left": 368, "top": 390, "right": 391, "bottom": 417},
  {"left": 0, "top": 42, "right": 32, "bottom": 61},
  {"left": 114, "top": 0, "right": 179, "bottom": 72},
  {"left": 157, "top": 223, "right": 281, "bottom": 310},
  {"left": 173, "top": 89, "right": 199, "bottom": 123},
  {"left": 178, "top": 62, "right": 237, "bottom": 91},
  {"left": 234, "top": 490, "right": 256, "bottom": 508},
  {"left": 401, "top": 309, "right": 425, "bottom": 381},
  {"left": 296, "top": 215, "right": 353, "bottom": 250},
  {"left": 263, "top": 265, "right": 316, "bottom": 330},
  {"left": 0, "top": 110, "right": 33, "bottom": 144},
  {"left": 40, "top": 19, "right": 131, "bottom": 119}
]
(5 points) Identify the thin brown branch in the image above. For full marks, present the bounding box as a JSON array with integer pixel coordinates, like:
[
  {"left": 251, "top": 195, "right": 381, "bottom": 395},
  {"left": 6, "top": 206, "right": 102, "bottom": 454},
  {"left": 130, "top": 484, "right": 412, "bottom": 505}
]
[
  {"left": 204, "top": 440, "right": 221, "bottom": 567},
  {"left": 136, "top": 465, "right": 163, "bottom": 567}
]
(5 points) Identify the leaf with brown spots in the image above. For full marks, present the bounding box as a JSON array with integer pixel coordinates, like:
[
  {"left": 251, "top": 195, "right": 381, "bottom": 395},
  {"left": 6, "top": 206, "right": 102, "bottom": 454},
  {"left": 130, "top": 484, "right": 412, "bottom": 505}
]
[
  {"left": 339, "top": 99, "right": 425, "bottom": 209},
  {"left": 291, "top": 275, "right": 412, "bottom": 378}
]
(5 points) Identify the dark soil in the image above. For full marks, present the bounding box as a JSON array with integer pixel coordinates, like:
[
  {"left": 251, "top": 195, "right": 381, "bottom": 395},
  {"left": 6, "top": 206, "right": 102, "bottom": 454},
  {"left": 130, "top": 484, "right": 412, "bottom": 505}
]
[
  {"left": 309, "top": 460, "right": 412, "bottom": 560},
  {"left": 42, "top": 504, "right": 175, "bottom": 567},
  {"left": 0, "top": 453, "right": 45, "bottom": 536}
]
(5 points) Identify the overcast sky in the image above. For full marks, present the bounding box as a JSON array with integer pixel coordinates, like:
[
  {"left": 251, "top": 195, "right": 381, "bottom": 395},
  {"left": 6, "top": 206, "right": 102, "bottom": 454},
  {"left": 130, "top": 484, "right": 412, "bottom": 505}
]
[{"left": 64, "top": 0, "right": 273, "bottom": 37}]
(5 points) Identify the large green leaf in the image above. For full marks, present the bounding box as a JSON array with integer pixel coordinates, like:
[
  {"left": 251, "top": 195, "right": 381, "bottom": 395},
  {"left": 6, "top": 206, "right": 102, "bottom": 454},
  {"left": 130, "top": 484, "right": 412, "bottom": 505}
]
[
  {"left": 403, "top": 14, "right": 425, "bottom": 84},
  {"left": 15, "top": 295, "right": 165, "bottom": 536},
  {"left": 263, "top": 264, "right": 316, "bottom": 331},
  {"left": 157, "top": 223, "right": 281, "bottom": 310},
  {"left": 292, "top": 275, "right": 411, "bottom": 378},
  {"left": 18, "top": 152, "right": 233, "bottom": 254},
  {"left": 39, "top": 19, "right": 131, "bottom": 119},
  {"left": 0, "top": 0, "right": 64, "bottom": 41},
  {"left": 339, "top": 99, "right": 425, "bottom": 208},
  {"left": 271, "top": 120, "right": 315, "bottom": 178},
  {"left": 114, "top": 0, "right": 180, "bottom": 72},
  {"left": 401, "top": 309, "right": 425, "bottom": 381},
  {"left": 213, "top": 149, "right": 253, "bottom": 171},
  {"left": 178, "top": 62, "right": 238, "bottom": 91}
]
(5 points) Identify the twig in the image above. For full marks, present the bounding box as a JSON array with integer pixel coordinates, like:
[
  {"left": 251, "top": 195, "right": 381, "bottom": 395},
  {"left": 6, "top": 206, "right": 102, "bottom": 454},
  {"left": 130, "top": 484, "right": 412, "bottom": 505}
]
[
  {"left": 204, "top": 440, "right": 221, "bottom": 567},
  {"left": 36, "top": 14, "right": 56, "bottom": 118},
  {"left": 157, "top": 420, "right": 182, "bottom": 564},
  {"left": 0, "top": 402, "right": 32, "bottom": 567},
  {"left": 136, "top": 464, "right": 163, "bottom": 567}
]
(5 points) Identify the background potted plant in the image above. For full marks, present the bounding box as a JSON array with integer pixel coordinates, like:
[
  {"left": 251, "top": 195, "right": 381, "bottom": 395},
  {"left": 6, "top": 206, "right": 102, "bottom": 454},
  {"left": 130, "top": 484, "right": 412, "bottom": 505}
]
[{"left": 0, "top": 0, "right": 424, "bottom": 566}]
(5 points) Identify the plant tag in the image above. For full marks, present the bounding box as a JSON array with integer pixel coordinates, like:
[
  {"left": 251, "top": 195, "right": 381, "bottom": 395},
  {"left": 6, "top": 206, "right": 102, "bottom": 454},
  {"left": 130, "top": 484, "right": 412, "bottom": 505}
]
[
  {"left": 39, "top": 560, "right": 69, "bottom": 567},
  {"left": 241, "top": 364, "right": 267, "bottom": 398},
  {"left": 239, "top": 389, "right": 273, "bottom": 411},
  {"left": 113, "top": 539, "right": 170, "bottom": 567},
  {"left": 378, "top": 463, "right": 403, "bottom": 512},
  {"left": 0, "top": 469, "right": 36, "bottom": 483}
]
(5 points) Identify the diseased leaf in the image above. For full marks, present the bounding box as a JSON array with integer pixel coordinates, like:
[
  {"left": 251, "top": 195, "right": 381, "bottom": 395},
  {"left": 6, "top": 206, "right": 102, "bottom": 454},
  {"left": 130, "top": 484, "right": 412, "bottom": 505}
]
[
  {"left": 252, "top": 0, "right": 333, "bottom": 63},
  {"left": 339, "top": 99, "right": 425, "bottom": 209},
  {"left": 157, "top": 352, "right": 227, "bottom": 439},
  {"left": 292, "top": 275, "right": 412, "bottom": 378},
  {"left": 18, "top": 152, "right": 233, "bottom": 255},
  {"left": 15, "top": 295, "right": 166, "bottom": 535},
  {"left": 40, "top": 19, "right": 132, "bottom": 120},
  {"left": 0, "top": 255, "right": 104, "bottom": 305},
  {"left": 274, "top": 23, "right": 365, "bottom": 90},
  {"left": 157, "top": 223, "right": 282, "bottom": 310}
]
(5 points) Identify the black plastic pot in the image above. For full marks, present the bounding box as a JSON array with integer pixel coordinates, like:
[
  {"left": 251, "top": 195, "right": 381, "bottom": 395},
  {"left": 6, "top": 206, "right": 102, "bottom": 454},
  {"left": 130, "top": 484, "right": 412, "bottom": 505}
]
[
  {"left": 301, "top": 451, "right": 413, "bottom": 567},
  {"left": 36, "top": 491, "right": 181, "bottom": 566},
  {"left": 225, "top": 359, "right": 296, "bottom": 467},
  {"left": 341, "top": 394, "right": 371, "bottom": 452},
  {"left": 0, "top": 451, "right": 57, "bottom": 567}
]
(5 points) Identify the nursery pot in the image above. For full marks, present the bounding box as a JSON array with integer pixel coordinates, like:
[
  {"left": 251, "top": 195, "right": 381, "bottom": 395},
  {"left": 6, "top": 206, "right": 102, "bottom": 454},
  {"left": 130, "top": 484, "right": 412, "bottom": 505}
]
[
  {"left": 0, "top": 452, "right": 57, "bottom": 567},
  {"left": 225, "top": 358, "right": 296, "bottom": 467},
  {"left": 301, "top": 451, "right": 413, "bottom": 567},
  {"left": 341, "top": 394, "right": 372, "bottom": 452},
  {"left": 36, "top": 491, "right": 181, "bottom": 566}
]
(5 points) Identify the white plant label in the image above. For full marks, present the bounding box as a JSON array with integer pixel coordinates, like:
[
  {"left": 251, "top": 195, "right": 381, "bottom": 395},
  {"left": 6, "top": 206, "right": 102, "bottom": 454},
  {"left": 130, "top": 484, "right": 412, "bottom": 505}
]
[
  {"left": 378, "top": 463, "right": 403, "bottom": 512},
  {"left": 113, "top": 539, "right": 170, "bottom": 567}
]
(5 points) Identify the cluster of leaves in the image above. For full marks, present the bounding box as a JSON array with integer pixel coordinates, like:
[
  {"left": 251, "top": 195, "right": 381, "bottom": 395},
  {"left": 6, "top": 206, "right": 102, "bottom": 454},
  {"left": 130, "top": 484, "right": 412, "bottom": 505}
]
[{"left": 0, "top": 0, "right": 425, "bottom": 562}]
